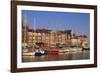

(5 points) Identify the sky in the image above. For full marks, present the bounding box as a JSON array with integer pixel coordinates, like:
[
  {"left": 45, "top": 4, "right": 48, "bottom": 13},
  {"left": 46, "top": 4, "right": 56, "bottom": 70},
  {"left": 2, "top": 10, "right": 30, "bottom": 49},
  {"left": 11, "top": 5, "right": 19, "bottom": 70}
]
[{"left": 22, "top": 10, "right": 90, "bottom": 37}]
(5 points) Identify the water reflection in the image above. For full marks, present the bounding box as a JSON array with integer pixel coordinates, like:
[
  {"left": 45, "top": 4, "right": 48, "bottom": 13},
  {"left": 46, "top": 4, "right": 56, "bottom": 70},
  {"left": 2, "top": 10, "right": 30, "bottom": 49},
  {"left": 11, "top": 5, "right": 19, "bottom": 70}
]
[{"left": 22, "top": 50, "right": 90, "bottom": 62}]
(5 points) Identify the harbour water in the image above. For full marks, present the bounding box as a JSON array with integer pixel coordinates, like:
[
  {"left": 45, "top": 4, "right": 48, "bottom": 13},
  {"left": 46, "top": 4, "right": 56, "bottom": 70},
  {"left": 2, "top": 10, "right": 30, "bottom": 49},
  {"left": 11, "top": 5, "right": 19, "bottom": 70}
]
[{"left": 22, "top": 50, "right": 90, "bottom": 62}]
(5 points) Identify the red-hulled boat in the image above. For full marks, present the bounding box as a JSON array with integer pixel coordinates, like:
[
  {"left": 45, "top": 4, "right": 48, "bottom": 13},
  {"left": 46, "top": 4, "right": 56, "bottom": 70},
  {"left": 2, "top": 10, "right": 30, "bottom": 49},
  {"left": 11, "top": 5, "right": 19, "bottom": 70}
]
[{"left": 47, "top": 48, "right": 59, "bottom": 55}]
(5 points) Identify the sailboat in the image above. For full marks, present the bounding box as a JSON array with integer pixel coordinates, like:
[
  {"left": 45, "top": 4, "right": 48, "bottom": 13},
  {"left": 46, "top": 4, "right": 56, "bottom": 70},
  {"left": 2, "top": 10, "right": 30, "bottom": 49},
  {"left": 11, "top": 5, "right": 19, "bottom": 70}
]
[{"left": 32, "top": 17, "right": 46, "bottom": 56}]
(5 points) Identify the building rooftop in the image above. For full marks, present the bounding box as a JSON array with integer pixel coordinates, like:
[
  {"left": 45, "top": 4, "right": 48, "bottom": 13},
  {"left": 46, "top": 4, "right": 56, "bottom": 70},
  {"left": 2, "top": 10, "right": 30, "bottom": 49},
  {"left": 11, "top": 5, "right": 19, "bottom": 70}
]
[{"left": 28, "top": 29, "right": 51, "bottom": 33}]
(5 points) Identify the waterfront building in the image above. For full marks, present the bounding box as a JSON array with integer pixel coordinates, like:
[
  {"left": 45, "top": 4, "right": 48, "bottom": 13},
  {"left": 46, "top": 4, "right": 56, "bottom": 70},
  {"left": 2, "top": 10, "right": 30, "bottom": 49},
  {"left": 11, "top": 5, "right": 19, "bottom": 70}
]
[{"left": 22, "top": 18, "right": 89, "bottom": 50}]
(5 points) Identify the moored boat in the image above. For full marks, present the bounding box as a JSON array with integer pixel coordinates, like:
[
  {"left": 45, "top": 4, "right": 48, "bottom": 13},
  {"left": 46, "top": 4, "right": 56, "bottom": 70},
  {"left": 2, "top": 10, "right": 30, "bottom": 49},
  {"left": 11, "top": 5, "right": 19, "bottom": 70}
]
[
  {"left": 82, "top": 41, "right": 90, "bottom": 51},
  {"left": 47, "top": 48, "right": 59, "bottom": 55}
]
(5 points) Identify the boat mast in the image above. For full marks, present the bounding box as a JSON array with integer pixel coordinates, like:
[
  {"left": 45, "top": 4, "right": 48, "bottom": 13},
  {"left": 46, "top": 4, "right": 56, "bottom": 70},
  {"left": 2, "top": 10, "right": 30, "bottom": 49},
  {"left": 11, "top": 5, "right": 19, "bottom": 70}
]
[
  {"left": 48, "top": 20, "right": 50, "bottom": 48},
  {"left": 65, "top": 24, "right": 67, "bottom": 45},
  {"left": 24, "top": 14, "right": 29, "bottom": 45},
  {"left": 57, "top": 19, "right": 59, "bottom": 44},
  {"left": 77, "top": 30, "right": 79, "bottom": 48},
  {"left": 33, "top": 17, "right": 36, "bottom": 45}
]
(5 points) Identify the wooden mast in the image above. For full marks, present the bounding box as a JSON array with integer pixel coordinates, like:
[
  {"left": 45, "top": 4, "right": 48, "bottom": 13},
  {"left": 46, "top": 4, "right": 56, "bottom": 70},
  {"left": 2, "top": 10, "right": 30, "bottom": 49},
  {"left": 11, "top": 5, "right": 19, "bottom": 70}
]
[
  {"left": 48, "top": 20, "right": 50, "bottom": 48},
  {"left": 24, "top": 14, "right": 29, "bottom": 45},
  {"left": 57, "top": 19, "right": 59, "bottom": 44},
  {"left": 65, "top": 24, "right": 67, "bottom": 45},
  {"left": 33, "top": 17, "right": 36, "bottom": 45}
]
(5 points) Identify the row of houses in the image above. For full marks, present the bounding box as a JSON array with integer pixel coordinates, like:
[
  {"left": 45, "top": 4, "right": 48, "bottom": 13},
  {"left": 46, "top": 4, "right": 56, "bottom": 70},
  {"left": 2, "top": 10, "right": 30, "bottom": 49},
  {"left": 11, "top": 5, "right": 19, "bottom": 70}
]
[
  {"left": 22, "top": 28, "right": 89, "bottom": 49},
  {"left": 22, "top": 19, "right": 89, "bottom": 49}
]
